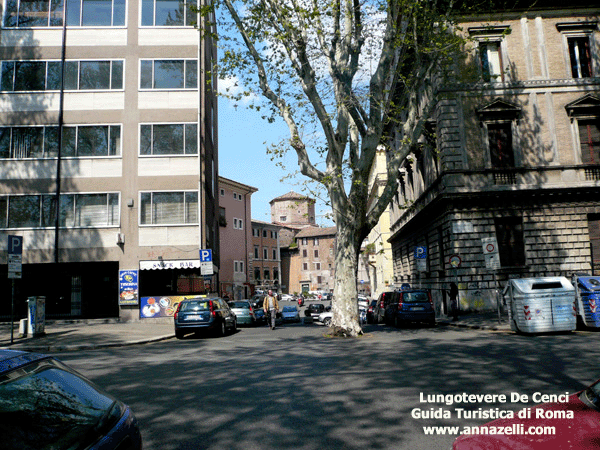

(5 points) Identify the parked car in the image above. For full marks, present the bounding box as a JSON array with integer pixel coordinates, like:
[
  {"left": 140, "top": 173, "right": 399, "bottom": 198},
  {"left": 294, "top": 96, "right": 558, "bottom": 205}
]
[
  {"left": 358, "top": 296, "right": 369, "bottom": 310},
  {"left": 453, "top": 378, "right": 600, "bottom": 450},
  {"left": 254, "top": 308, "right": 266, "bottom": 324},
  {"left": 250, "top": 294, "right": 265, "bottom": 310},
  {"left": 228, "top": 300, "right": 257, "bottom": 326},
  {"left": 383, "top": 289, "right": 435, "bottom": 327},
  {"left": 305, "top": 303, "right": 326, "bottom": 319},
  {"left": 373, "top": 291, "right": 399, "bottom": 324},
  {"left": 281, "top": 305, "right": 301, "bottom": 322},
  {"left": 280, "top": 294, "right": 294, "bottom": 302},
  {"left": 318, "top": 311, "right": 333, "bottom": 326},
  {"left": 174, "top": 297, "right": 237, "bottom": 338},
  {"left": 0, "top": 349, "right": 142, "bottom": 450},
  {"left": 366, "top": 299, "right": 378, "bottom": 323}
]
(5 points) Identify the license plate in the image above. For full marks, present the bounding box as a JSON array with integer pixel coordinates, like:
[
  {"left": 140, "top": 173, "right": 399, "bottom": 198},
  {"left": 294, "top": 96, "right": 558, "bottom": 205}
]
[
  {"left": 411, "top": 307, "right": 425, "bottom": 311},
  {"left": 184, "top": 314, "right": 202, "bottom": 321}
]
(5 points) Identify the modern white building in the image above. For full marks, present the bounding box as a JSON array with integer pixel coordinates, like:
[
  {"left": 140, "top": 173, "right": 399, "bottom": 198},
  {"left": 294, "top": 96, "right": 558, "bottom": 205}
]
[{"left": 0, "top": 0, "right": 219, "bottom": 321}]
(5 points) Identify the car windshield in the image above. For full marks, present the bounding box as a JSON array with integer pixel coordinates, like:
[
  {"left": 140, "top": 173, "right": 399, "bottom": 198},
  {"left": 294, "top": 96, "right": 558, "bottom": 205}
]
[
  {"left": 229, "top": 302, "right": 249, "bottom": 309},
  {"left": 283, "top": 306, "right": 296, "bottom": 312},
  {"left": 403, "top": 292, "right": 430, "bottom": 303},
  {"left": 180, "top": 300, "right": 211, "bottom": 311},
  {"left": 0, "top": 359, "right": 120, "bottom": 450}
]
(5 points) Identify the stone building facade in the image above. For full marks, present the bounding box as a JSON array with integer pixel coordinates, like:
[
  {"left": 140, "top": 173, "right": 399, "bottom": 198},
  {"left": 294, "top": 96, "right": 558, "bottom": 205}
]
[{"left": 388, "top": 2, "right": 600, "bottom": 315}]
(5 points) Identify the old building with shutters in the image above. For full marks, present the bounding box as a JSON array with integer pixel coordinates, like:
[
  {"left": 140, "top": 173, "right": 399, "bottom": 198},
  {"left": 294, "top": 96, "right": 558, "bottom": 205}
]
[{"left": 387, "top": 2, "right": 600, "bottom": 315}]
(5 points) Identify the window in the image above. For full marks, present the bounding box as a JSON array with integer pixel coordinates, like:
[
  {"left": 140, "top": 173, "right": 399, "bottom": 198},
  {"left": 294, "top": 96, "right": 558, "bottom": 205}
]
[
  {"left": 234, "top": 260, "right": 244, "bottom": 273},
  {"left": 220, "top": 188, "right": 225, "bottom": 196},
  {"left": 578, "top": 119, "right": 600, "bottom": 164},
  {"left": 253, "top": 228, "right": 259, "bottom": 237},
  {"left": 233, "top": 218, "right": 243, "bottom": 230},
  {"left": 3, "top": 0, "right": 126, "bottom": 27},
  {"left": 314, "top": 249, "right": 319, "bottom": 258},
  {"left": 263, "top": 269, "right": 270, "bottom": 280},
  {"left": 62, "top": 125, "right": 121, "bottom": 157},
  {"left": 302, "top": 249, "right": 307, "bottom": 258},
  {"left": 302, "top": 238, "right": 307, "bottom": 245},
  {"left": 279, "top": 216, "right": 287, "bottom": 222},
  {"left": 254, "top": 246, "right": 259, "bottom": 259},
  {"left": 218, "top": 207, "right": 226, "bottom": 227},
  {"left": 262, "top": 230, "right": 267, "bottom": 238},
  {"left": 139, "top": 191, "right": 198, "bottom": 225},
  {"left": 272, "top": 249, "right": 277, "bottom": 260},
  {"left": 487, "top": 122, "right": 514, "bottom": 168},
  {"left": 263, "top": 248, "right": 268, "bottom": 259},
  {"left": 479, "top": 41, "right": 503, "bottom": 82},
  {"left": 0, "top": 126, "right": 57, "bottom": 159},
  {"left": 141, "top": 0, "right": 197, "bottom": 26},
  {"left": 140, "top": 124, "right": 197, "bottom": 155},
  {"left": 568, "top": 37, "right": 592, "bottom": 79},
  {"left": 302, "top": 262, "right": 308, "bottom": 271},
  {"left": 314, "top": 238, "right": 319, "bottom": 245},
  {"left": 495, "top": 217, "right": 525, "bottom": 267},
  {"left": 314, "top": 262, "right": 321, "bottom": 270},
  {"left": 0, "top": 193, "right": 119, "bottom": 228},
  {"left": 140, "top": 59, "right": 197, "bottom": 89},
  {"left": 0, "top": 60, "right": 123, "bottom": 92},
  {"left": 254, "top": 267, "right": 260, "bottom": 281}
]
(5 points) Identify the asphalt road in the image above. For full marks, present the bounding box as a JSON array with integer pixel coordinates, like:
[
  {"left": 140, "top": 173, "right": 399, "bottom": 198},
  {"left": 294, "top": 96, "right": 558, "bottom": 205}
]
[{"left": 57, "top": 322, "right": 600, "bottom": 450}]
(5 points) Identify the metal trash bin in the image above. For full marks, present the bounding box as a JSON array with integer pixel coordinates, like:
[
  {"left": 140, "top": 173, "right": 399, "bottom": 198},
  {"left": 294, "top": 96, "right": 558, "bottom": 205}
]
[
  {"left": 573, "top": 276, "right": 600, "bottom": 328},
  {"left": 504, "top": 277, "right": 576, "bottom": 334}
]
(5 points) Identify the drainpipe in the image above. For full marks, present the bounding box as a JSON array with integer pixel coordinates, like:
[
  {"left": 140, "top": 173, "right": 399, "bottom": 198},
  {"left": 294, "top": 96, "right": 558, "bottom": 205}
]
[{"left": 54, "top": 3, "right": 68, "bottom": 264}]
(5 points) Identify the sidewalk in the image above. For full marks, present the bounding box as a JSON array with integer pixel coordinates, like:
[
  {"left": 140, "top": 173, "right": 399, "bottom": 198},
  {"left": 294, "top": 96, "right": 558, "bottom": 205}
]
[
  {"left": 0, "top": 312, "right": 510, "bottom": 353},
  {"left": 0, "top": 319, "right": 175, "bottom": 353}
]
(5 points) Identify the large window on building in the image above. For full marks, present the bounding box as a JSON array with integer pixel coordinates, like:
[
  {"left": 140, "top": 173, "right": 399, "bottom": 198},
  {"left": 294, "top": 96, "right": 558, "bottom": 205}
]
[
  {"left": 0, "top": 126, "right": 57, "bottom": 159},
  {"left": 0, "top": 193, "right": 119, "bottom": 228},
  {"left": 63, "top": 125, "right": 121, "bottom": 157},
  {"left": 479, "top": 41, "right": 504, "bottom": 82},
  {"left": 0, "top": 60, "right": 123, "bottom": 92},
  {"left": 495, "top": 216, "right": 526, "bottom": 267},
  {"left": 578, "top": 119, "right": 600, "bottom": 165},
  {"left": 141, "top": 0, "right": 196, "bottom": 26},
  {"left": 487, "top": 122, "right": 514, "bottom": 168},
  {"left": 139, "top": 191, "right": 198, "bottom": 225},
  {"left": 140, "top": 123, "right": 197, "bottom": 155},
  {"left": 139, "top": 60, "right": 197, "bottom": 90},
  {"left": 568, "top": 37, "right": 593, "bottom": 79},
  {"left": 3, "top": 0, "right": 126, "bottom": 27}
]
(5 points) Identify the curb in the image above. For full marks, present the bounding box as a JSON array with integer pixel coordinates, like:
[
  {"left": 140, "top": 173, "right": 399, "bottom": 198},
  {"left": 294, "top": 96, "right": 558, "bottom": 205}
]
[
  {"left": 0, "top": 334, "right": 175, "bottom": 353},
  {"left": 437, "top": 320, "right": 509, "bottom": 332}
]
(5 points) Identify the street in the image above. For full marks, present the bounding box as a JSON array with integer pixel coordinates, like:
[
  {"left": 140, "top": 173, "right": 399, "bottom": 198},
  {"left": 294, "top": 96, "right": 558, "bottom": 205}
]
[{"left": 58, "top": 322, "right": 600, "bottom": 450}]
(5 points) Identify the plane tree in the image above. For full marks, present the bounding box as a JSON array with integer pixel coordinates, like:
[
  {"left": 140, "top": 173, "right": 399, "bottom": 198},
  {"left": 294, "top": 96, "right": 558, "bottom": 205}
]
[{"left": 203, "top": 0, "right": 478, "bottom": 336}]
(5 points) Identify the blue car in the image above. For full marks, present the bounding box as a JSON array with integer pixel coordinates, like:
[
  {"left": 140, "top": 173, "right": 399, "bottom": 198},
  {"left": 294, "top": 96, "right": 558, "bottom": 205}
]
[
  {"left": 0, "top": 349, "right": 142, "bottom": 450},
  {"left": 383, "top": 289, "right": 436, "bottom": 327}
]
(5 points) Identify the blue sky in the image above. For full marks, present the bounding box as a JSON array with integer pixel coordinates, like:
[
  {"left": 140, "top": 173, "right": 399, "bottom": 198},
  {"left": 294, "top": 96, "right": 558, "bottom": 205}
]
[{"left": 218, "top": 96, "right": 333, "bottom": 226}]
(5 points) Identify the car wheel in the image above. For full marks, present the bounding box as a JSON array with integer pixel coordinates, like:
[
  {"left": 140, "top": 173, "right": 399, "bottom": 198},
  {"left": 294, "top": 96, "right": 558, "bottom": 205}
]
[
  {"left": 219, "top": 321, "right": 226, "bottom": 337},
  {"left": 323, "top": 317, "right": 332, "bottom": 327},
  {"left": 175, "top": 330, "right": 184, "bottom": 339},
  {"left": 231, "top": 318, "right": 237, "bottom": 333}
]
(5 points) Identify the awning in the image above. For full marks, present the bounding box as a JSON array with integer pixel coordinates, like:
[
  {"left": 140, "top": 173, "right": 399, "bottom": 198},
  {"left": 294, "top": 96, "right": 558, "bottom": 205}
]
[{"left": 140, "top": 260, "right": 200, "bottom": 270}]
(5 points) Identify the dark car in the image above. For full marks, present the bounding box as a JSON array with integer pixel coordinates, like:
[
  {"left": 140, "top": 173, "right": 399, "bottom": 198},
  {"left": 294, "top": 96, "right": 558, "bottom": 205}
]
[
  {"left": 174, "top": 297, "right": 237, "bottom": 338},
  {"left": 305, "top": 303, "right": 326, "bottom": 318},
  {"left": 250, "top": 294, "right": 265, "bottom": 310},
  {"left": 384, "top": 289, "right": 435, "bottom": 327},
  {"left": 373, "top": 291, "right": 399, "bottom": 324},
  {"left": 453, "top": 378, "right": 600, "bottom": 450},
  {"left": 0, "top": 349, "right": 142, "bottom": 450},
  {"left": 366, "top": 299, "right": 378, "bottom": 323}
]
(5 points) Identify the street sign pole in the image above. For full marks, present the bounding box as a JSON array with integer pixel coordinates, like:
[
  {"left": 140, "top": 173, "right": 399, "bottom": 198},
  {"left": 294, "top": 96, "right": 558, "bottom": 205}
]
[{"left": 8, "top": 235, "right": 23, "bottom": 345}]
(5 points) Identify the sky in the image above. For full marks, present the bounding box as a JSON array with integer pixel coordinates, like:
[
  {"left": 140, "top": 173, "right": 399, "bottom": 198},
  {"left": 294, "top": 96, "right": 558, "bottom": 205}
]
[{"left": 218, "top": 96, "right": 333, "bottom": 226}]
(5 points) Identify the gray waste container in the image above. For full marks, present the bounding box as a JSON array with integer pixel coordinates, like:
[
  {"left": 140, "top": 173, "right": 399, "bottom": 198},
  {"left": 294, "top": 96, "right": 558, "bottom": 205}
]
[
  {"left": 504, "top": 277, "right": 576, "bottom": 334},
  {"left": 573, "top": 276, "right": 600, "bottom": 328}
]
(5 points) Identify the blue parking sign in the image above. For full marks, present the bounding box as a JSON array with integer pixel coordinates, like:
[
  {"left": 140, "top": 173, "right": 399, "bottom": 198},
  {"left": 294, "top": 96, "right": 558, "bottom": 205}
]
[
  {"left": 199, "top": 249, "right": 212, "bottom": 262},
  {"left": 414, "top": 246, "right": 427, "bottom": 259}
]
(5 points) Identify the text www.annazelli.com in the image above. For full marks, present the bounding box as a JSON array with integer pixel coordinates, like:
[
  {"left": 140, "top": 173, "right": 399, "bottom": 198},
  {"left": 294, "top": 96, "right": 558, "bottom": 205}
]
[{"left": 423, "top": 424, "right": 556, "bottom": 436}]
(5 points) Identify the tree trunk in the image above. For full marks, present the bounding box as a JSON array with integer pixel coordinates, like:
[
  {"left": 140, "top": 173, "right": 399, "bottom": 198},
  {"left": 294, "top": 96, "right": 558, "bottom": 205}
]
[{"left": 330, "top": 223, "right": 363, "bottom": 337}]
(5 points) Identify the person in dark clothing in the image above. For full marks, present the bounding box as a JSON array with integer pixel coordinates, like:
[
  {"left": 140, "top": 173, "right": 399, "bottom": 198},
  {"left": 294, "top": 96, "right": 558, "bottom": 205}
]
[{"left": 448, "top": 282, "right": 459, "bottom": 321}]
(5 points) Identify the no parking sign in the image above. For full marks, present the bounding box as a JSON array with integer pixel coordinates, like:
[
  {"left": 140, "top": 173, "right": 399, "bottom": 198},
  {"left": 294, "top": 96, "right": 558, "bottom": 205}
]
[{"left": 482, "top": 237, "right": 501, "bottom": 269}]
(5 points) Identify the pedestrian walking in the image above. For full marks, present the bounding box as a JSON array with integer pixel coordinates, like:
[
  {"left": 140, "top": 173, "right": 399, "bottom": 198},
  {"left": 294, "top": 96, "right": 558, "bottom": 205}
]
[
  {"left": 448, "top": 282, "right": 459, "bottom": 321},
  {"left": 263, "top": 290, "right": 279, "bottom": 330}
]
